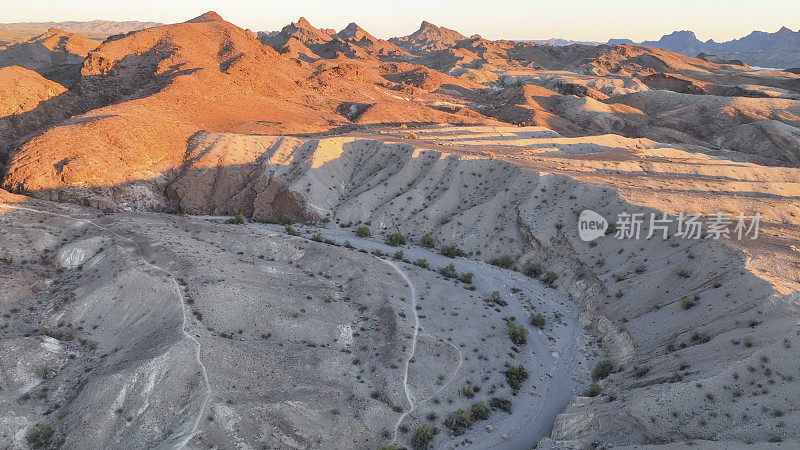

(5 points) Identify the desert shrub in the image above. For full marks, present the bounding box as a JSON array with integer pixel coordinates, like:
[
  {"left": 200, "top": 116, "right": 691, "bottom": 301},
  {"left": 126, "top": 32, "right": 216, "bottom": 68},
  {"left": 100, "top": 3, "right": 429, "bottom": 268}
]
[
  {"left": 530, "top": 314, "right": 546, "bottom": 330},
  {"left": 459, "top": 272, "right": 474, "bottom": 284},
  {"left": 284, "top": 225, "right": 300, "bottom": 236},
  {"left": 280, "top": 214, "right": 295, "bottom": 225},
  {"left": 406, "top": 132, "right": 419, "bottom": 140},
  {"left": 413, "top": 259, "right": 429, "bottom": 269},
  {"left": 311, "top": 233, "right": 324, "bottom": 242},
  {"left": 410, "top": 424, "right": 435, "bottom": 450},
  {"left": 420, "top": 235, "right": 435, "bottom": 248},
  {"left": 490, "top": 254, "right": 514, "bottom": 269},
  {"left": 444, "top": 409, "right": 475, "bottom": 436},
  {"left": 393, "top": 250, "right": 404, "bottom": 260},
  {"left": 505, "top": 364, "right": 529, "bottom": 392},
  {"left": 226, "top": 212, "right": 245, "bottom": 225},
  {"left": 680, "top": 294, "right": 699, "bottom": 309},
  {"left": 438, "top": 263, "right": 457, "bottom": 278},
  {"left": 440, "top": 215, "right": 451, "bottom": 224},
  {"left": 355, "top": 225, "right": 371, "bottom": 237},
  {"left": 39, "top": 366, "right": 56, "bottom": 380},
  {"left": 388, "top": 233, "right": 406, "bottom": 246},
  {"left": 459, "top": 382, "right": 477, "bottom": 398},
  {"left": 541, "top": 271, "right": 559, "bottom": 287},
  {"left": 743, "top": 335, "right": 754, "bottom": 347},
  {"left": 377, "top": 446, "right": 400, "bottom": 450},
  {"left": 471, "top": 402, "right": 491, "bottom": 420},
  {"left": 489, "top": 397, "right": 512, "bottom": 413},
  {"left": 486, "top": 290, "right": 507, "bottom": 306},
  {"left": 583, "top": 383, "right": 602, "bottom": 397},
  {"left": 633, "top": 366, "right": 649, "bottom": 378},
  {"left": 592, "top": 360, "right": 614, "bottom": 380},
  {"left": 26, "top": 423, "right": 62, "bottom": 449},
  {"left": 440, "top": 245, "right": 463, "bottom": 258},
  {"left": 523, "top": 263, "right": 543, "bottom": 278},
  {"left": 506, "top": 320, "right": 529, "bottom": 345},
  {"left": 677, "top": 269, "right": 691, "bottom": 278}
]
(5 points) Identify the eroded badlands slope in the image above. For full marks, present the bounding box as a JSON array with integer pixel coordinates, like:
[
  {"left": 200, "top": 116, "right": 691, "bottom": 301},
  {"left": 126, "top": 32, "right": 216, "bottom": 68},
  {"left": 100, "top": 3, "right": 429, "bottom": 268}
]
[
  {"left": 0, "top": 189, "right": 589, "bottom": 449},
  {"left": 164, "top": 130, "right": 800, "bottom": 447}
]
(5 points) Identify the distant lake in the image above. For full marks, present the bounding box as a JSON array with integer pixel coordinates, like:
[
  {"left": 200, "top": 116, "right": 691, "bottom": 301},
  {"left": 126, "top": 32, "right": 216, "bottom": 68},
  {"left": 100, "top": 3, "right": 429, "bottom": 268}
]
[{"left": 750, "top": 66, "right": 784, "bottom": 71}]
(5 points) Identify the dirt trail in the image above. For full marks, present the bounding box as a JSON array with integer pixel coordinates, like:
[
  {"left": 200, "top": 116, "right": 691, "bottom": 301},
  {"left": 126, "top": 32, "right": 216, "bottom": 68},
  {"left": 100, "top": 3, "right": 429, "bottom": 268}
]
[
  {"left": 0, "top": 203, "right": 211, "bottom": 449},
  {"left": 242, "top": 219, "right": 589, "bottom": 448},
  {"left": 384, "top": 258, "right": 420, "bottom": 443}
]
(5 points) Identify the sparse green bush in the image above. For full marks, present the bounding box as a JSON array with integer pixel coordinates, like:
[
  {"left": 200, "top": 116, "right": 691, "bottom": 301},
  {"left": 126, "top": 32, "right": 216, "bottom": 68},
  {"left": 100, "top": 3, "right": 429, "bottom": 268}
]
[
  {"left": 39, "top": 366, "right": 56, "bottom": 380},
  {"left": 583, "top": 383, "right": 602, "bottom": 397},
  {"left": 680, "top": 294, "right": 699, "bottom": 310},
  {"left": 486, "top": 290, "right": 507, "bottom": 307},
  {"left": 393, "top": 250, "right": 404, "bottom": 260},
  {"left": 26, "top": 423, "right": 62, "bottom": 449},
  {"left": 285, "top": 225, "right": 300, "bottom": 236},
  {"left": 444, "top": 409, "right": 475, "bottom": 436},
  {"left": 459, "top": 382, "right": 477, "bottom": 398},
  {"left": 490, "top": 254, "right": 514, "bottom": 269},
  {"left": 438, "top": 263, "right": 457, "bottom": 278},
  {"left": 541, "top": 271, "right": 559, "bottom": 287},
  {"left": 459, "top": 272, "right": 473, "bottom": 284},
  {"left": 226, "top": 212, "right": 245, "bottom": 225},
  {"left": 530, "top": 314, "right": 546, "bottom": 330},
  {"left": 523, "top": 263, "right": 543, "bottom": 278},
  {"left": 505, "top": 364, "right": 529, "bottom": 392},
  {"left": 632, "top": 366, "right": 649, "bottom": 378},
  {"left": 410, "top": 424, "right": 435, "bottom": 450},
  {"left": 471, "top": 402, "right": 491, "bottom": 420},
  {"left": 388, "top": 233, "right": 406, "bottom": 247},
  {"left": 281, "top": 214, "right": 295, "bottom": 225},
  {"left": 413, "top": 259, "right": 429, "bottom": 269},
  {"left": 506, "top": 320, "right": 529, "bottom": 345},
  {"left": 420, "top": 235, "right": 435, "bottom": 248},
  {"left": 743, "top": 335, "right": 754, "bottom": 347},
  {"left": 489, "top": 397, "right": 512, "bottom": 413},
  {"left": 311, "top": 233, "right": 324, "bottom": 242},
  {"left": 677, "top": 269, "right": 691, "bottom": 278},
  {"left": 355, "top": 225, "right": 371, "bottom": 238},
  {"left": 440, "top": 245, "right": 463, "bottom": 258},
  {"left": 592, "top": 360, "right": 614, "bottom": 380}
]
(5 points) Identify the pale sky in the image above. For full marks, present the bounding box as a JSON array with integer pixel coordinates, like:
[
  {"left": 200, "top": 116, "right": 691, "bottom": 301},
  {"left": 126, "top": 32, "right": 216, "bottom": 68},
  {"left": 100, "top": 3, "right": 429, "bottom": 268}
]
[{"left": 3, "top": 0, "right": 799, "bottom": 42}]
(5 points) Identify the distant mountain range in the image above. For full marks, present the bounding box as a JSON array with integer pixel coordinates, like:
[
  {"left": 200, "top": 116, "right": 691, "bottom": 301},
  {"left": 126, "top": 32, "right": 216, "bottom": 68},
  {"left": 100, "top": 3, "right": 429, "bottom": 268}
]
[
  {"left": 607, "top": 27, "right": 800, "bottom": 68},
  {"left": 0, "top": 20, "right": 162, "bottom": 46}
]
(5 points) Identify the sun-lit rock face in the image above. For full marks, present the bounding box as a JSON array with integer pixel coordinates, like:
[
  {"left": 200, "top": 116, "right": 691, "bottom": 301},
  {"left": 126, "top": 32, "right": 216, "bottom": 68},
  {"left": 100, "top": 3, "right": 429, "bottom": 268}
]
[{"left": 0, "top": 65, "right": 66, "bottom": 117}]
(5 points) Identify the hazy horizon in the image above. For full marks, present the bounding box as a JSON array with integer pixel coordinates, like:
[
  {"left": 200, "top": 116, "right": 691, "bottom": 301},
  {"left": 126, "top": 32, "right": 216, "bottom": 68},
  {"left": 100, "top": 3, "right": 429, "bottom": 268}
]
[{"left": 2, "top": 0, "right": 799, "bottom": 43}]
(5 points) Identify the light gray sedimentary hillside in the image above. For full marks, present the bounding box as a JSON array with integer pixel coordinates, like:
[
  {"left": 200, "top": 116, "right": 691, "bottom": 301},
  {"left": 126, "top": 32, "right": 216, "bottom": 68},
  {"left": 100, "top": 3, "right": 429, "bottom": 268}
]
[
  {"left": 0, "top": 188, "right": 591, "bottom": 449},
  {"left": 161, "top": 132, "right": 800, "bottom": 447}
]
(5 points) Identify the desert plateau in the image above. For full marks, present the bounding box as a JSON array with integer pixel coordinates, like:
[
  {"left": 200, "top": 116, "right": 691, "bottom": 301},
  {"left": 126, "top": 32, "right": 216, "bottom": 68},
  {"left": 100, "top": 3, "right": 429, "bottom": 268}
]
[{"left": 0, "top": 3, "right": 799, "bottom": 450}]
